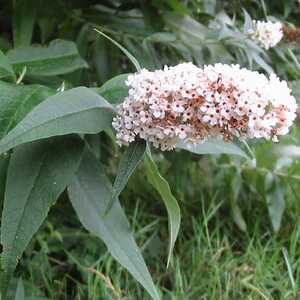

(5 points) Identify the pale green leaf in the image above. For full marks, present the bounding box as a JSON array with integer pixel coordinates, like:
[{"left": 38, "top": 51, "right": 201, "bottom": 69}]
[
  {"left": 68, "top": 148, "right": 160, "bottom": 300},
  {"left": 178, "top": 139, "right": 249, "bottom": 159},
  {"left": 15, "top": 278, "right": 25, "bottom": 300},
  {"left": 265, "top": 173, "right": 285, "bottom": 232}
]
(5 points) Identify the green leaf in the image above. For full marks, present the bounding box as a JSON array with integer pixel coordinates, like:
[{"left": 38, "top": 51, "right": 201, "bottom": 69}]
[
  {"left": 289, "top": 80, "right": 300, "bottom": 102},
  {"left": 107, "top": 139, "right": 146, "bottom": 213},
  {"left": 96, "top": 73, "right": 130, "bottom": 104},
  {"left": 13, "top": 0, "right": 36, "bottom": 47},
  {"left": 164, "top": 13, "right": 209, "bottom": 42},
  {"left": 66, "top": 24, "right": 91, "bottom": 85},
  {"left": 0, "top": 136, "right": 84, "bottom": 296},
  {"left": 0, "top": 50, "right": 15, "bottom": 79},
  {"left": 229, "top": 172, "right": 247, "bottom": 232},
  {"left": 93, "top": 35, "right": 110, "bottom": 84},
  {"left": 68, "top": 148, "right": 160, "bottom": 300},
  {"left": 144, "top": 150, "right": 181, "bottom": 266},
  {"left": 0, "top": 81, "right": 54, "bottom": 140},
  {"left": 15, "top": 278, "right": 25, "bottom": 300},
  {"left": 0, "top": 156, "right": 9, "bottom": 204},
  {"left": 0, "top": 87, "right": 114, "bottom": 155},
  {"left": 242, "top": 8, "right": 253, "bottom": 34},
  {"left": 94, "top": 29, "right": 141, "bottom": 71},
  {"left": 178, "top": 139, "right": 249, "bottom": 159},
  {"left": 265, "top": 173, "right": 285, "bottom": 232},
  {"left": 7, "top": 40, "right": 88, "bottom": 76}
]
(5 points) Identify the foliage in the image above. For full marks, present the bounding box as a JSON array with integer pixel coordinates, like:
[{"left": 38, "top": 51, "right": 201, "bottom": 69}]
[{"left": 0, "top": 0, "right": 300, "bottom": 299}]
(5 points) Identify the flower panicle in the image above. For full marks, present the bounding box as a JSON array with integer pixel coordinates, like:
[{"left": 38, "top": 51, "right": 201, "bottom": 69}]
[
  {"left": 112, "top": 63, "right": 297, "bottom": 151},
  {"left": 250, "top": 20, "right": 283, "bottom": 49}
]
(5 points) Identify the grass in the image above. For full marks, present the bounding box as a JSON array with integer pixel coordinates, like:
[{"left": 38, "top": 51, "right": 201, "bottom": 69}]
[{"left": 12, "top": 140, "right": 300, "bottom": 300}]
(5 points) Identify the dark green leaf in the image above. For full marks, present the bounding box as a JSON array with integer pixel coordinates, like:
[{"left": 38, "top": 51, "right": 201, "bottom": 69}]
[
  {"left": 0, "top": 81, "right": 54, "bottom": 140},
  {"left": 66, "top": 24, "right": 91, "bottom": 85},
  {"left": 0, "top": 87, "right": 114, "bottom": 155},
  {"left": 0, "top": 136, "right": 84, "bottom": 296},
  {"left": 107, "top": 139, "right": 146, "bottom": 213},
  {"left": 0, "top": 50, "right": 15, "bottom": 79},
  {"left": 13, "top": 0, "right": 36, "bottom": 47},
  {"left": 96, "top": 73, "right": 130, "bottom": 104},
  {"left": 144, "top": 150, "right": 181, "bottom": 266},
  {"left": 94, "top": 29, "right": 141, "bottom": 71},
  {"left": 0, "top": 156, "right": 9, "bottom": 204},
  {"left": 68, "top": 148, "right": 160, "bottom": 300},
  {"left": 93, "top": 36, "right": 110, "bottom": 84},
  {"left": 7, "top": 40, "right": 88, "bottom": 76}
]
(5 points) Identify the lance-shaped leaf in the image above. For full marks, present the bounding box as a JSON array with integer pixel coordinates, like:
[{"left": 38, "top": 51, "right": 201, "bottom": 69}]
[
  {"left": 265, "top": 173, "right": 285, "bottom": 232},
  {"left": 68, "top": 148, "right": 160, "bottom": 300},
  {"left": 144, "top": 150, "right": 181, "bottom": 267},
  {"left": 13, "top": 0, "right": 36, "bottom": 48},
  {"left": 0, "top": 87, "right": 115, "bottom": 155},
  {"left": 15, "top": 278, "right": 25, "bottom": 300},
  {"left": 106, "top": 139, "right": 146, "bottom": 213},
  {"left": 178, "top": 139, "right": 249, "bottom": 159},
  {"left": 96, "top": 73, "right": 130, "bottom": 104},
  {"left": 7, "top": 40, "right": 88, "bottom": 76},
  {"left": 0, "top": 136, "right": 84, "bottom": 296}
]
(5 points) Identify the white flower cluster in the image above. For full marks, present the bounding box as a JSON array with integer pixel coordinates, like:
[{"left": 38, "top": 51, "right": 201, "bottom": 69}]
[
  {"left": 250, "top": 20, "right": 283, "bottom": 49},
  {"left": 112, "top": 63, "right": 297, "bottom": 151}
]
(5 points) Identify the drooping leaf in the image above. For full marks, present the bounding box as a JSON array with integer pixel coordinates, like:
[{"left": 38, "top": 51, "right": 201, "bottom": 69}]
[
  {"left": 7, "top": 40, "right": 88, "bottom": 76},
  {"left": 96, "top": 73, "right": 130, "bottom": 104},
  {"left": 178, "top": 139, "right": 249, "bottom": 159},
  {"left": 13, "top": 0, "right": 36, "bottom": 48},
  {"left": 144, "top": 150, "right": 181, "bottom": 266},
  {"left": 0, "top": 136, "right": 84, "bottom": 296},
  {"left": 68, "top": 148, "right": 160, "bottom": 300},
  {"left": 0, "top": 50, "right": 15, "bottom": 79},
  {"left": 107, "top": 139, "right": 146, "bottom": 213},
  {"left": 0, "top": 81, "right": 54, "bottom": 140},
  {"left": 0, "top": 87, "right": 115, "bottom": 155},
  {"left": 227, "top": 171, "right": 247, "bottom": 232},
  {"left": 265, "top": 173, "right": 285, "bottom": 232},
  {"left": 15, "top": 278, "right": 25, "bottom": 300}
]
